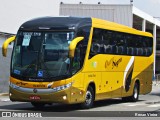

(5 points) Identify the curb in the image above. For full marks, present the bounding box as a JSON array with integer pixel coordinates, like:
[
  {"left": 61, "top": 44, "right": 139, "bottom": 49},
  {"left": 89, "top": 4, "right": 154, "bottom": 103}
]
[{"left": 0, "top": 93, "right": 9, "bottom": 96}]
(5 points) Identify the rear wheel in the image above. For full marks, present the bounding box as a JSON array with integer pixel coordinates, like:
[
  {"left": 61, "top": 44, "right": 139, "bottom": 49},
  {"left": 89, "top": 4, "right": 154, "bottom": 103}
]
[
  {"left": 129, "top": 82, "right": 139, "bottom": 102},
  {"left": 122, "top": 82, "right": 139, "bottom": 102},
  {"left": 81, "top": 86, "right": 94, "bottom": 109},
  {"left": 31, "top": 102, "right": 45, "bottom": 108}
]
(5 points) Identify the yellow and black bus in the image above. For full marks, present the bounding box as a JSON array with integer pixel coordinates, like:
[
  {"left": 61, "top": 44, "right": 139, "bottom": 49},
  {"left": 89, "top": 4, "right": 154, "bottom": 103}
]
[{"left": 2, "top": 17, "right": 153, "bottom": 109}]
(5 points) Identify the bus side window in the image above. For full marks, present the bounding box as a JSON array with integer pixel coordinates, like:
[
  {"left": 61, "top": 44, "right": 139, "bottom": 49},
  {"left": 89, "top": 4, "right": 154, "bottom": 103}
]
[
  {"left": 148, "top": 47, "right": 152, "bottom": 56},
  {"left": 145, "top": 37, "right": 153, "bottom": 56},
  {"left": 126, "top": 34, "right": 136, "bottom": 56},
  {"left": 89, "top": 28, "right": 103, "bottom": 58},
  {"left": 91, "top": 42, "right": 100, "bottom": 54},
  {"left": 103, "top": 30, "right": 113, "bottom": 54},
  {"left": 118, "top": 46, "right": 124, "bottom": 54},
  {"left": 114, "top": 32, "right": 126, "bottom": 55},
  {"left": 127, "top": 47, "right": 134, "bottom": 55}
]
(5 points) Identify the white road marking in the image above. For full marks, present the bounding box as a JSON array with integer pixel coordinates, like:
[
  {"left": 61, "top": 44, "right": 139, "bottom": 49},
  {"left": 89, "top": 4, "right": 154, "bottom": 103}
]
[
  {"left": 124, "top": 103, "right": 145, "bottom": 107},
  {"left": 0, "top": 99, "right": 10, "bottom": 102},
  {"left": 122, "top": 102, "right": 160, "bottom": 108},
  {"left": 147, "top": 104, "right": 160, "bottom": 107}
]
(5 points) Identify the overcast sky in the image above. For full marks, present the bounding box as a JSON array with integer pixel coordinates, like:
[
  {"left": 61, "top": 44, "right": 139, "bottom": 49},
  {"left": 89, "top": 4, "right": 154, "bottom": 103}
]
[{"left": 0, "top": 0, "right": 159, "bottom": 34}]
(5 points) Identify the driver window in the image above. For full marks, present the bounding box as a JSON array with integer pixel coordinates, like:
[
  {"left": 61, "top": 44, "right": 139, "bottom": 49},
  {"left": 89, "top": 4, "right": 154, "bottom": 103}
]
[{"left": 72, "top": 43, "right": 81, "bottom": 74}]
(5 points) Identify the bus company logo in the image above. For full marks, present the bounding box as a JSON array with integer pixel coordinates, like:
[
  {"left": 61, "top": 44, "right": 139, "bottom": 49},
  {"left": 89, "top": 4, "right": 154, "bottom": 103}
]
[
  {"left": 2, "top": 112, "right": 42, "bottom": 117},
  {"left": 105, "top": 57, "right": 122, "bottom": 69},
  {"left": 16, "top": 82, "right": 28, "bottom": 86},
  {"left": 33, "top": 88, "right": 38, "bottom": 93}
]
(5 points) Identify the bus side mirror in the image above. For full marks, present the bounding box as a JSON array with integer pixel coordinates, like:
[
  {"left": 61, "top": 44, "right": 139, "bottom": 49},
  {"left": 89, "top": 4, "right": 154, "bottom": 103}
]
[
  {"left": 69, "top": 37, "right": 84, "bottom": 58},
  {"left": 2, "top": 36, "right": 15, "bottom": 57}
]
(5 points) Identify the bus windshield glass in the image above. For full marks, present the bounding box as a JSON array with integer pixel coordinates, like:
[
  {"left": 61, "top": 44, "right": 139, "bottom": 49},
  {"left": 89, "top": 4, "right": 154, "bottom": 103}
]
[{"left": 11, "top": 31, "right": 74, "bottom": 81}]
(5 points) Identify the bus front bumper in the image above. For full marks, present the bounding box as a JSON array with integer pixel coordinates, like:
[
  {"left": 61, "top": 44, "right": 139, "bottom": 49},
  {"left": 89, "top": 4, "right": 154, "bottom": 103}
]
[{"left": 9, "top": 86, "right": 71, "bottom": 104}]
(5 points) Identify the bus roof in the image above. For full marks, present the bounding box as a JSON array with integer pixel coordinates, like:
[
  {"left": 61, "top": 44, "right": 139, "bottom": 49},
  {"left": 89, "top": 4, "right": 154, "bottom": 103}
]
[
  {"left": 91, "top": 17, "right": 153, "bottom": 37},
  {"left": 19, "top": 16, "right": 152, "bottom": 38},
  {"left": 19, "top": 17, "right": 91, "bottom": 31}
]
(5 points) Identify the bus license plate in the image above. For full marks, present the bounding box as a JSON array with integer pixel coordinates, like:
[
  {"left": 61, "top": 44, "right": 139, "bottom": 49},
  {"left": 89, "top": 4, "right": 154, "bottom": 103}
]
[{"left": 29, "top": 96, "right": 41, "bottom": 100}]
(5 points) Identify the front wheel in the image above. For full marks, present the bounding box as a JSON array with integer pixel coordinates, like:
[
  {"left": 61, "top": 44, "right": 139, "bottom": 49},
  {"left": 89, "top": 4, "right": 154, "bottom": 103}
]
[{"left": 81, "top": 86, "right": 94, "bottom": 109}]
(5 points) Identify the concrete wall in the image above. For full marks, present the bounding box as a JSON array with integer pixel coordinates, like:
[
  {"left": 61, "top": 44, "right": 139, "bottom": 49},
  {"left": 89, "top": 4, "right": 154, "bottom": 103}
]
[
  {"left": 60, "top": 4, "right": 133, "bottom": 27},
  {"left": 0, "top": 48, "right": 12, "bottom": 93},
  {"left": 0, "top": 35, "right": 14, "bottom": 48},
  {"left": 0, "top": 35, "right": 13, "bottom": 93},
  {"left": 0, "top": 36, "right": 5, "bottom": 48}
]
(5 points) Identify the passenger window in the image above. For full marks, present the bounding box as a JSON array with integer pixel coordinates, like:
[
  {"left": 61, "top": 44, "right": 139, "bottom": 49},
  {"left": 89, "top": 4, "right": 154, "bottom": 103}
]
[
  {"left": 103, "top": 31, "right": 113, "bottom": 54},
  {"left": 115, "top": 33, "right": 125, "bottom": 54},
  {"left": 89, "top": 28, "right": 153, "bottom": 57}
]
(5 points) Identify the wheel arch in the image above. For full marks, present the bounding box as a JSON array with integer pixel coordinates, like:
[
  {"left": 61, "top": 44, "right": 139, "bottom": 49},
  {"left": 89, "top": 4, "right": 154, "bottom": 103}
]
[{"left": 87, "top": 82, "right": 96, "bottom": 100}]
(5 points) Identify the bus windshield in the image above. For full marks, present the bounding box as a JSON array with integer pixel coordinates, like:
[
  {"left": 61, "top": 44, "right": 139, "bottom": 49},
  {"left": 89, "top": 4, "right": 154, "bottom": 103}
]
[{"left": 11, "top": 31, "right": 74, "bottom": 81}]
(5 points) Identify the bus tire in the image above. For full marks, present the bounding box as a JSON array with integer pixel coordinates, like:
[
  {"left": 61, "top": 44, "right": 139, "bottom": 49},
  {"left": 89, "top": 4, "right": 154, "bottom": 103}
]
[
  {"left": 81, "top": 86, "right": 94, "bottom": 109},
  {"left": 31, "top": 102, "right": 45, "bottom": 108},
  {"left": 122, "top": 82, "right": 139, "bottom": 102},
  {"left": 129, "top": 82, "right": 139, "bottom": 102}
]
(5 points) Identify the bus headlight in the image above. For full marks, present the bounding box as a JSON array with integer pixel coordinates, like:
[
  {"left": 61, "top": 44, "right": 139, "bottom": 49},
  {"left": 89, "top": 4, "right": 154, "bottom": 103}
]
[{"left": 53, "top": 82, "right": 72, "bottom": 92}]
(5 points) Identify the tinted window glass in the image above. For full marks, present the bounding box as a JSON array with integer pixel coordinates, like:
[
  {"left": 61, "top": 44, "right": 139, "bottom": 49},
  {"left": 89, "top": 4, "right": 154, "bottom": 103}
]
[{"left": 89, "top": 28, "right": 153, "bottom": 58}]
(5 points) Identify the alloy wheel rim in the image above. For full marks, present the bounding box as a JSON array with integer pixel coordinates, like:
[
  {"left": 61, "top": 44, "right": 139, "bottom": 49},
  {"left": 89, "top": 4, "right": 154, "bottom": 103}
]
[
  {"left": 134, "top": 87, "right": 138, "bottom": 99},
  {"left": 85, "top": 91, "right": 92, "bottom": 105}
]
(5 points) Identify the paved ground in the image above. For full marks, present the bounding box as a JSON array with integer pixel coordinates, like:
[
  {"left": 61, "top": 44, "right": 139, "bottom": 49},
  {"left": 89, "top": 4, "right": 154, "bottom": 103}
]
[{"left": 0, "top": 84, "right": 159, "bottom": 118}]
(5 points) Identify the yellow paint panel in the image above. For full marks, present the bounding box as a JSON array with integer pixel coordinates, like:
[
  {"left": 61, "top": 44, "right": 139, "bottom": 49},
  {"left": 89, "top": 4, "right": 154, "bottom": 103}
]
[{"left": 71, "top": 72, "right": 84, "bottom": 88}]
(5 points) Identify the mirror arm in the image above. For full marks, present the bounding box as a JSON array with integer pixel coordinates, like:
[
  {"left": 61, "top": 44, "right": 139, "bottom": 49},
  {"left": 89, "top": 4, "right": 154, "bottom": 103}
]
[
  {"left": 69, "top": 37, "right": 84, "bottom": 58},
  {"left": 2, "top": 36, "right": 16, "bottom": 57}
]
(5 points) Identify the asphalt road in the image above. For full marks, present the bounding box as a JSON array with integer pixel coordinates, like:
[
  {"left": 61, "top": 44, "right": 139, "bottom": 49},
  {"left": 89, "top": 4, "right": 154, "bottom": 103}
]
[{"left": 0, "top": 84, "right": 160, "bottom": 119}]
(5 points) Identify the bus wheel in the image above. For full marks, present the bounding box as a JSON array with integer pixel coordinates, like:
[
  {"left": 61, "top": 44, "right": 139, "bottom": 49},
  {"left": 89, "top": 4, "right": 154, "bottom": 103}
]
[
  {"left": 122, "top": 82, "right": 139, "bottom": 102},
  {"left": 81, "top": 86, "right": 94, "bottom": 109},
  {"left": 31, "top": 102, "right": 45, "bottom": 108},
  {"left": 129, "top": 82, "right": 139, "bottom": 102}
]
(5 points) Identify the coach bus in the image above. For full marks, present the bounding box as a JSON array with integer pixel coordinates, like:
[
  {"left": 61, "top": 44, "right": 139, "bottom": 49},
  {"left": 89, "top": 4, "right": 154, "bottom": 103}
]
[{"left": 2, "top": 17, "right": 153, "bottom": 109}]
